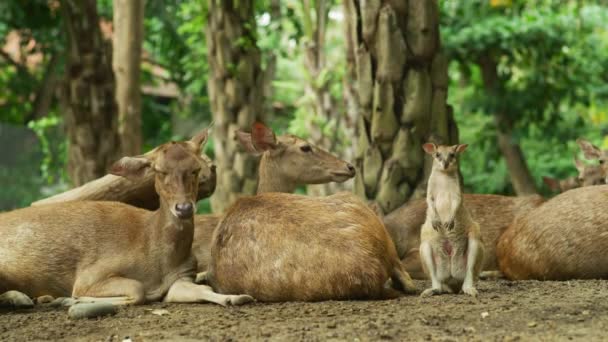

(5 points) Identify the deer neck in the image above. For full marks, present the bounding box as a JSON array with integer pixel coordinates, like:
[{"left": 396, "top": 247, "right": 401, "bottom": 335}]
[
  {"left": 256, "top": 155, "right": 297, "bottom": 194},
  {"left": 148, "top": 199, "right": 194, "bottom": 262}
]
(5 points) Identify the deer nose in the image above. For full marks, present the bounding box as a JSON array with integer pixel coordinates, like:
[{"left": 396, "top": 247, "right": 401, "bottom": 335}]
[
  {"left": 175, "top": 203, "right": 194, "bottom": 218},
  {"left": 346, "top": 163, "right": 356, "bottom": 175}
]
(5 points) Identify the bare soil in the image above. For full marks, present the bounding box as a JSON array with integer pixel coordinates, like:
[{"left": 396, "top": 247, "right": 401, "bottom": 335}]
[{"left": 1, "top": 279, "right": 607, "bottom": 341}]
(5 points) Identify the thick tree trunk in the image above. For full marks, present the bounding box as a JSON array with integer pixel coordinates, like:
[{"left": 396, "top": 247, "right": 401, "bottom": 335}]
[
  {"left": 346, "top": 0, "right": 456, "bottom": 214},
  {"left": 60, "top": 0, "right": 120, "bottom": 186},
  {"left": 478, "top": 55, "right": 538, "bottom": 195},
  {"left": 113, "top": 0, "right": 144, "bottom": 156},
  {"left": 206, "top": 0, "right": 265, "bottom": 212}
]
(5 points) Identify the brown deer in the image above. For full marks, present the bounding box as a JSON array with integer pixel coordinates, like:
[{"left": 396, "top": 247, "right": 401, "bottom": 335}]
[
  {"left": 0, "top": 129, "right": 253, "bottom": 312},
  {"left": 497, "top": 184, "right": 608, "bottom": 280},
  {"left": 577, "top": 138, "right": 608, "bottom": 184},
  {"left": 204, "top": 129, "right": 415, "bottom": 301},
  {"left": 419, "top": 143, "right": 484, "bottom": 297},
  {"left": 192, "top": 122, "right": 356, "bottom": 276}
]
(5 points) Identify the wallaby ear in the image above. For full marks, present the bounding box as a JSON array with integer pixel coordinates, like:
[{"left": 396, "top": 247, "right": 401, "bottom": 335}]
[
  {"left": 234, "top": 130, "right": 262, "bottom": 156},
  {"left": 109, "top": 156, "right": 151, "bottom": 180},
  {"left": 251, "top": 122, "right": 278, "bottom": 151},
  {"left": 189, "top": 128, "right": 210, "bottom": 152},
  {"left": 577, "top": 138, "right": 601, "bottom": 160},
  {"left": 574, "top": 158, "right": 585, "bottom": 173},
  {"left": 542, "top": 176, "right": 560, "bottom": 192},
  {"left": 454, "top": 144, "right": 468, "bottom": 153},
  {"left": 422, "top": 143, "right": 437, "bottom": 154}
]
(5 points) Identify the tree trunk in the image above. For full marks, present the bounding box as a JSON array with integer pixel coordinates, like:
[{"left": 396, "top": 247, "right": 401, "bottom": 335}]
[
  {"left": 60, "top": 0, "right": 120, "bottom": 186},
  {"left": 478, "top": 55, "right": 538, "bottom": 195},
  {"left": 206, "top": 0, "right": 265, "bottom": 212},
  {"left": 113, "top": 0, "right": 145, "bottom": 156},
  {"left": 346, "top": 0, "right": 456, "bottom": 214}
]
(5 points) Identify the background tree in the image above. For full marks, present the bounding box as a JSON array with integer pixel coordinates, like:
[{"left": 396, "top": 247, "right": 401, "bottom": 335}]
[
  {"left": 345, "top": 0, "right": 458, "bottom": 214},
  {"left": 113, "top": 0, "right": 145, "bottom": 156},
  {"left": 206, "top": 0, "right": 265, "bottom": 212},
  {"left": 59, "top": 0, "right": 120, "bottom": 186}
]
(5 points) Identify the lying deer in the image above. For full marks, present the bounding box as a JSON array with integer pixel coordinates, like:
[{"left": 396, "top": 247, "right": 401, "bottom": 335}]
[
  {"left": 497, "top": 184, "right": 608, "bottom": 280},
  {"left": 192, "top": 122, "right": 356, "bottom": 275},
  {"left": 0, "top": 129, "right": 253, "bottom": 311},
  {"left": 577, "top": 138, "right": 608, "bottom": 184},
  {"left": 205, "top": 134, "right": 416, "bottom": 302}
]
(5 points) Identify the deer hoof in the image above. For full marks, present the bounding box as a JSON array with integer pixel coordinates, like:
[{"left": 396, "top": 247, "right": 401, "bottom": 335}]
[
  {"left": 194, "top": 271, "right": 209, "bottom": 284},
  {"left": 0, "top": 291, "right": 34, "bottom": 309},
  {"left": 68, "top": 303, "right": 117, "bottom": 319},
  {"left": 226, "top": 294, "right": 255, "bottom": 306}
]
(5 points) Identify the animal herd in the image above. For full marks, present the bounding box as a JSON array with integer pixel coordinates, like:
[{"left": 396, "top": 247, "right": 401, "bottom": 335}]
[{"left": 1, "top": 122, "right": 607, "bottom": 319}]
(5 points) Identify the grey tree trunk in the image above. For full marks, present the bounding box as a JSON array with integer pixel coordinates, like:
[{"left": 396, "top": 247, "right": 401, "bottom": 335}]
[
  {"left": 345, "top": 0, "right": 458, "bottom": 214},
  {"left": 206, "top": 0, "right": 265, "bottom": 212},
  {"left": 60, "top": 0, "right": 120, "bottom": 186},
  {"left": 113, "top": 0, "right": 145, "bottom": 156},
  {"left": 478, "top": 55, "right": 538, "bottom": 195}
]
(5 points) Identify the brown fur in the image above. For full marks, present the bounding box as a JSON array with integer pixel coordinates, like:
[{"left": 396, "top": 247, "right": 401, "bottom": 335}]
[
  {"left": 207, "top": 192, "right": 416, "bottom": 302},
  {"left": 0, "top": 131, "right": 253, "bottom": 307},
  {"left": 192, "top": 123, "right": 355, "bottom": 274},
  {"left": 384, "top": 194, "right": 545, "bottom": 279},
  {"left": 497, "top": 185, "right": 608, "bottom": 280}
]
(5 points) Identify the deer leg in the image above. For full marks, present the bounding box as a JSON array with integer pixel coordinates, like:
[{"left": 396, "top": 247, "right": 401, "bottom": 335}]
[
  {"left": 194, "top": 271, "right": 209, "bottom": 284},
  {"left": 72, "top": 276, "right": 146, "bottom": 306},
  {"left": 420, "top": 241, "right": 444, "bottom": 297},
  {"left": 164, "top": 279, "right": 254, "bottom": 306},
  {"left": 0, "top": 291, "right": 34, "bottom": 309},
  {"left": 462, "top": 235, "right": 484, "bottom": 298}
]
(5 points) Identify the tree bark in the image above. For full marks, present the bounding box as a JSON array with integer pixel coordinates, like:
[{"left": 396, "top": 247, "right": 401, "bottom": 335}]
[
  {"left": 113, "top": 0, "right": 145, "bottom": 156},
  {"left": 206, "top": 0, "right": 265, "bottom": 212},
  {"left": 346, "top": 0, "right": 456, "bottom": 214},
  {"left": 59, "top": 0, "right": 120, "bottom": 186},
  {"left": 478, "top": 55, "right": 538, "bottom": 195}
]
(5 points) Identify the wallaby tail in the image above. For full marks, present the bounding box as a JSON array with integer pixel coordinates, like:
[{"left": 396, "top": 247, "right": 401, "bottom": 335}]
[{"left": 391, "top": 262, "right": 418, "bottom": 295}]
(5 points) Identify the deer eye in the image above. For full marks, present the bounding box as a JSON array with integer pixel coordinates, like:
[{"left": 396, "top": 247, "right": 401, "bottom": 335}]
[
  {"left": 448, "top": 153, "right": 455, "bottom": 159},
  {"left": 300, "top": 145, "right": 312, "bottom": 153},
  {"left": 600, "top": 160, "right": 605, "bottom": 165}
]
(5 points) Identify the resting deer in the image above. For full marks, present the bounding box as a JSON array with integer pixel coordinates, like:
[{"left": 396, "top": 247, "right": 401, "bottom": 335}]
[
  {"left": 205, "top": 134, "right": 416, "bottom": 302},
  {"left": 497, "top": 184, "right": 608, "bottom": 280},
  {"left": 577, "top": 138, "right": 608, "bottom": 184},
  {"left": 419, "top": 143, "right": 484, "bottom": 297},
  {"left": 192, "top": 122, "right": 356, "bottom": 276},
  {"left": 0, "top": 129, "right": 253, "bottom": 312}
]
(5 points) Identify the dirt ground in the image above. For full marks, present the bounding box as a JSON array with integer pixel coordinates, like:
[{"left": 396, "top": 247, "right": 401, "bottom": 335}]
[{"left": 1, "top": 279, "right": 607, "bottom": 341}]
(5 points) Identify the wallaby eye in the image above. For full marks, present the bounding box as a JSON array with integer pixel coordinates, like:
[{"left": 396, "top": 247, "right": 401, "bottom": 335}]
[
  {"left": 300, "top": 145, "right": 312, "bottom": 153},
  {"left": 434, "top": 153, "right": 440, "bottom": 158}
]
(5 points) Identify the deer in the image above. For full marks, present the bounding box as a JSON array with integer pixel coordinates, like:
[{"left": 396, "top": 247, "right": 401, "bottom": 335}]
[
  {"left": 0, "top": 129, "right": 253, "bottom": 313},
  {"left": 418, "top": 143, "right": 484, "bottom": 297},
  {"left": 577, "top": 138, "right": 608, "bottom": 184},
  {"left": 192, "top": 122, "right": 356, "bottom": 279},
  {"left": 497, "top": 184, "right": 608, "bottom": 280},
  {"left": 204, "top": 135, "right": 416, "bottom": 302}
]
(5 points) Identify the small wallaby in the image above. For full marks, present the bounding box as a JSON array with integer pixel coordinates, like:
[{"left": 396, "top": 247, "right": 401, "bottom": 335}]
[{"left": 419, "top": 143, "right": 484, "bottom": 297}]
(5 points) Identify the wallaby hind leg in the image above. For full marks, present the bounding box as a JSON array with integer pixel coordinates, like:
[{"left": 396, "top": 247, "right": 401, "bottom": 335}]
[
  {"left": 0, "top": 291, "right": 34, "bottom": 309},
  {"left": 420, "top": 241, "right": 445, "bottom": 297},
  {"left": 164, "top": 279, "right": 254, "bottom": 306},
  {"left": 390, "top": 261, "right": 417, "bottom": 294},
  {"left": 462, "top": 236, "right": 484, "bottom": 297}
]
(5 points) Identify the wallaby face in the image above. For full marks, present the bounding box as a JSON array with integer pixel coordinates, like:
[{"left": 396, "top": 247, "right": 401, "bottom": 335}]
[
  {"left": 576, "top": 138, "right": 608, "bottom": 184},
  {"left": 236, "top": 122, "right": 356, "bottom": 185},
  {"left": 423, "top": 143, "right": 468, "bottom": 172},
  {"left": 111, "top": 130, "right": 210, "bottom": 219}
]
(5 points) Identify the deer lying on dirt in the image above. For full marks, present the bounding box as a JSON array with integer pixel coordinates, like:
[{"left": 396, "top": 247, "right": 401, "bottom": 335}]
[
  {"left": 497, "top": 184, "right": 608, "bottom": 280},
  {"left": 419, "top": 143, "right": 484, "bottom": 297},
  {"left": 192, "top": 122, "right": 356, "bottom": 276},
  {"left": 0, "top": 129, "right": 253, "bottom": 311},
  {"left": 205, "top": 132, "right": 416, "bottom": 302}
]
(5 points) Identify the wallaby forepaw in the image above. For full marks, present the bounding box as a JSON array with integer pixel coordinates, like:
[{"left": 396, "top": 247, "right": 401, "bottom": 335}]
[
  {"left": 432, "top": 220, "right": 442, "bottom": 231},
  {"left": 444, "top": 220, "right": 455, "bottom": 231},
  {"left": 420, "top": 288, "right": 442, "bottom": 297},
  {"left": 0, "top": 291, "right": 34, "bottom": 309},
  {"left": 462, "top": 287, "right": 478, "bottom": 298}
]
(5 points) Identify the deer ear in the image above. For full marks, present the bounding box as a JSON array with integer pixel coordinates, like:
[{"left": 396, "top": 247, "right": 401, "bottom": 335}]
[
  {"left": 455, "top": 144, "right": 468, "bottom": 153},
  {"left": 235, "top": 130, "right": 262, "bottom": 156},
  {"left": 109, "top": 156, "right": 151, "bottom": 180},
  {"left": 542, "top": 176, "right": 560, "bottom": 192},
  {"left": 574, "top": 158, "right": 585, "bottom": 173},
  {"left": 251, "top": 122, "right": 278, "bottom": 151},
  {"left": 422, "top": 143, "right": 437, "bottom": 154},
  {"left": 189, "top": 128, "right": 209, "bottom": 152},
  {"left": 577, "top": 138, "right": 601, "bottom": 160}
]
